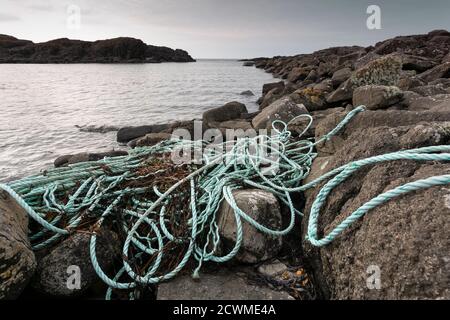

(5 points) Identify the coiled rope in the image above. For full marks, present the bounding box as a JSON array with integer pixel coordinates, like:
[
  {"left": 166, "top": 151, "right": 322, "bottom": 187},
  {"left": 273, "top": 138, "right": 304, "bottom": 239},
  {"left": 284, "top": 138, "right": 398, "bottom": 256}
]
[{"left": 1, "top": 105, "right": 449, "bottom": 299}]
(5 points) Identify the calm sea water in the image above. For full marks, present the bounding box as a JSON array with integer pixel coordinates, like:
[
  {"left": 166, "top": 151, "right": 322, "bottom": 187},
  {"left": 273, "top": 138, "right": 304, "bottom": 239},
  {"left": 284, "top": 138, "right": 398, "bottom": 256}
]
[{"left": 0, "top": 60, "right": 274, "bottom": 182}]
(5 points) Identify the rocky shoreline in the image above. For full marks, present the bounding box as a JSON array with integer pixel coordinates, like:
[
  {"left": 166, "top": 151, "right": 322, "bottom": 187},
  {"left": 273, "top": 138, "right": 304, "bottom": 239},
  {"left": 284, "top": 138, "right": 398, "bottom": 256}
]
[
  {"left": 0, "top": 35, "right": 195, "bottom": 63},
  {"left": 1, "top": 30, "right": 449, "bottom": 300}
]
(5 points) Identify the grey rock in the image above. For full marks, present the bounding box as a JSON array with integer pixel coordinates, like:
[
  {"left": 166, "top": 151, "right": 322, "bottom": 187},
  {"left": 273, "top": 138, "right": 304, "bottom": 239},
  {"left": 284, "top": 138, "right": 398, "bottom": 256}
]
[
  {"left": 218, "top": 189, "right": 282, "bottom": 264},
  {"left": 117, "top": 123, "right": 172, "bottom": 143},
  {"left": 260, "top": 87, "right": 283, "bottom": 110},
  {"left": 353, "top": 85, "right": 403, "bottom": 110},
  {"left": 240, "top": 90, "right": 254, "bottom": 96},
  {"left": 410, "top": 84, "right": 448, "bottom": 97},
  {"left": 54, "top": 150, "right": 128, "bottom": 167},
  {"left": 135, "top": 132, "right": 172, "bottom": 147},
  {"left": 203, "top": 102, "right": 248, "bottom": 129},
  {"left": 287, "top": 67, "right": 310, "bottom": 83},
  {"left": 243, "top": 61, "right": 255, "bottom": 67},
  {"left": 331, "top": 68, "right": 352, "bottom": 87},
  {"left": 418, "top": 62, "right": 450, "bottom": 83},
  {"left": 257, "top": 260, "right": 288, "bottom": 277},
  {"left": 157, "top": 269, "right": 293, "bottom": 300},
  {"left": 252, "top": 97, "right": 309, "bottom": 130},
  {"left": 262, "top": 81, "right": 285, "bottom": 95},
  {"left": 32, "top": 229, "right": 120, "bottom": 297},
  {"left": 302, "top": 122, "right": 450, "bottom": 299},
  {"left": 0, "top": 191, "right": 36, "bottom": 299},
  {"left": 326, "top": 79, "right": 354, "bottom": 104}
]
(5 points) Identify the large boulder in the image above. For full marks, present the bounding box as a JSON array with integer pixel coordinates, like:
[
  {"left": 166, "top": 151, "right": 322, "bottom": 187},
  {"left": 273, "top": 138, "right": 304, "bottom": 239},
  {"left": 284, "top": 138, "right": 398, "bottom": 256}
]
[
  {"left": 290, "top": 87, "right": 328, "bottom": 111},
  {"left": 331, "top": 68, "right": 352, "bottom": 87},
  {"left": 0, "top": 191, "right": 36, "bottom": 299},
  {"left": 32, "top": 229, "right": 120, "bottom": 297},
  {"left": 157, "top": 269, "right": 293, "bottom": 300},
  {"left": 252, "top": 97, "right": 309, "bottom": 130},
  {"left": 262, "top": 81, "right": 285, "bottom": 96},
  {"left": 352, "top": 85, "right": 403, "bottom": 110},
  {"left": 314, "top": 109, "right": 450, "bottom": 155},
  {"left": 218, "top": 189, "right": 282, "bottom": 264},
  {"left": 54, "top": 150, "right": 128, "bottom": 167},
  {"left": 203, "top": 102, "right": 248, "bottom": 129},
  {"left": 327, "top": 55, "right": 403, "bottom": 104},
  {"left": 302, "top": 122, "right": 450, "bottom": 299},
  {"left": 418, "top": 62, "right": 450, "bottom": 83}
]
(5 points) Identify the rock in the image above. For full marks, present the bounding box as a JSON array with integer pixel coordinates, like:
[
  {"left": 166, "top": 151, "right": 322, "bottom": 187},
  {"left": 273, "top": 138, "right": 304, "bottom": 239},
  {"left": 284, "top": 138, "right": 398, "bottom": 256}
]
[
  {"left": 203, "top": 102, "right": 248, "bottom": 129},
  {"left": 54, "top": 150, "right": 128, "bottom": 167},
  {"left": 353, "top": 85, "right": 403, "bottom": 110},
  {"left": 257, "top": 260, "right": 288, "bottom": 277},
  {"left": 402, "top": 93, "right": 450, "bottom": 111},
  {"left": 262, "top": 81, "right": 285, "bottom": 96},
  {"left": 410, "top": 84, "right": 448, "bottom": 96},
  {"left": 252, "top": 97, "right": 309, "bottom": 130},
  {"left": 243, "top": 61, "right": 255, "bottom": 67},
  {"left": 260, "top": 87, "right": 283, "bottom": 110},
  {"left": 302, "top": 122, "right": 450, "bottom": 299},
  {"left": 291, "top": 87, "right": 328, "bottom": 111},
  {"left": 157, "top": 269, "right": 293, "bottom": 300},
  {"left": 135, "top": 132, "right": 172, "bottom": 147},
  {"left": 313, "top": 79, "right": 334, "bottom": 93},
  {"left": 397, "top": 76, "right": 425, "bottom": 90},
  {"left": 240, "top": 90, "right": 254, "bottom": 96},
  {"left": 0, "top": 35, "right": 195, "bottom": 63},
  {"left": 117, "top": 123, "right": 172, "bottom": 143},
  {"left": 287, "top": 67, "right": 310, "bottom": 83},
  {"left": 351, "top": 55, "right": 403, "bottom": 88},
  {"left": 0, "top": 191, "right": 36, "bottom": 299},
  {"left": 32, "top": 229, "right": 120, "bottom": 297},
  {"left": 218, "top": 120, "right": 253, "bottom": 131},
  {"left": 76, "top": 124, "right": 120, "bottom": 134},
  {"left": 314, "top": 109, "right": 450, "bottom": 155},
  {"left": 326, "top": 79, "right": 354, "bottom": 104},
  {"left": 401, "top": 54, "right": 437, "bottom": 72},
  {"left": 218, "top": 189, "right": 282, "bottom": 264},
  {"left": 305, "top": 69, "right": 318, "bottom": 82},
  {"left": 331, "top": 68, "right": 352, "bottom": 87},
  {"left": 418, "top": 63, "right": 450, "bottom": 83}
]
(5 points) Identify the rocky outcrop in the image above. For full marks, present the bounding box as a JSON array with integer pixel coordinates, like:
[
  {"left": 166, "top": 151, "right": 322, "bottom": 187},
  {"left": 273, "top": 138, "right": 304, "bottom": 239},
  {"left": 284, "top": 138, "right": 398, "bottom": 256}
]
[
  {"left": 302, "top": 121, "right": 450, "bottom": 299},
  {"left": 252, "top": 97, "right": 308, "bottom": 130},
  {"left": 0, "top": 35, "right": 195, "bottom": 63},
  {"left": 0, "top": 191, "right": 36, "bottom": 299}
]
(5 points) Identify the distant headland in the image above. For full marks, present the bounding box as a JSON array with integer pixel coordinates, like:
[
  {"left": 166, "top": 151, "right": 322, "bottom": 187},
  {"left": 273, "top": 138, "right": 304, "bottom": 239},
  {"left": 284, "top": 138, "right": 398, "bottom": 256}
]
[{"left": 0, "top": 35, "right": 196, "bottom": 63}]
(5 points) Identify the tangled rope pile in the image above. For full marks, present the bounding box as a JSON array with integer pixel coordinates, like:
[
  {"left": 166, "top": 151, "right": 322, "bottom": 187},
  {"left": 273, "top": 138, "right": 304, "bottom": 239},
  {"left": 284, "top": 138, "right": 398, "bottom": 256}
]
[{"left": 1, "top": 105, "right": 449, "bottom": 299}]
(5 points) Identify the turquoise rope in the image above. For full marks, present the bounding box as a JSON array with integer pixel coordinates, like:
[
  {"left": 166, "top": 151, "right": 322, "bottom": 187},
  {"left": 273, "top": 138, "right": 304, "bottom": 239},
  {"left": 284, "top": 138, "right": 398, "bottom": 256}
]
[{"left": 1, "top": 105, "right": 449, "bottom": 299}]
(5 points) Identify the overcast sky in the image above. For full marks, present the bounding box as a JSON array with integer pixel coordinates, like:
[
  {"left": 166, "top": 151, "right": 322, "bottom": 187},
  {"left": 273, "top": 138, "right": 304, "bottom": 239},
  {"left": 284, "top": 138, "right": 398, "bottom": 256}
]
[{"left": 1, "top": 0, "right": 449, "bottom": 59}]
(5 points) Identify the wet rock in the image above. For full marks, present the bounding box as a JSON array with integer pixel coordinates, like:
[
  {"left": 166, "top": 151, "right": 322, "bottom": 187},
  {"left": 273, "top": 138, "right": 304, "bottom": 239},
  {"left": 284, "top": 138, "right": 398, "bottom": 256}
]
[
  {"left": 418, "top": 62, "right": 450, "bottom": 83},
  {"left": 76, "top": 124, "right": 120, "bottom": 134},
  {"left": 240, "top": 90, "right": 254, "bottom": 96},
  {"left": 331, "top": 67, "right": 352, "bottom": 87},
  {"left": 54, "top": 150, "right": 128, "bottom": 167},
  {"left": 243, "top": 61, "right": 255, "bottom": 67},
  {"left": 218, "top": 189, "right": 282, "bottom": 264},
  {"left": 302, "top": 122, "right": 450, "bottom": 299},
  {"left": 262, "top": 81, "right": 285, "bottom": 96},
  {"left": 203, "top": 102, "right": 248, "bottom": 129},
  {"left": 157, "top": 269, "right": 293, "bottom": 300},
  {"left": 135, "top": 132, "right": 172, "bottom": 147},
  {"left": 252, "top": 97, "right": 309, "bottom": 130},
  {"left": 32, "top": 229, "right": 120, "bottom": 297},
  {"left": 0, "top": 191, "right": 36, "bottom": 299},
  {"left": 117, "top": 123, "right": 172, "bottom": 143},
  {"left": 353, "top": 85, "right": 403, "bottom": 110}
]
